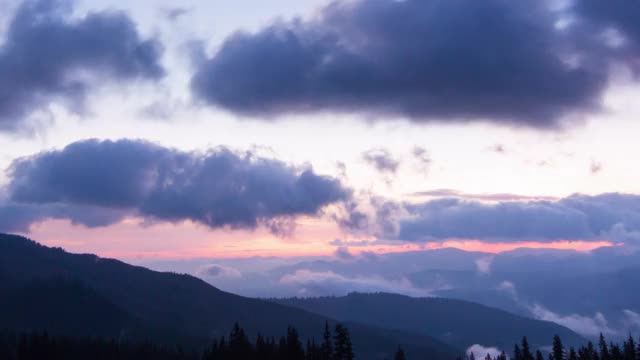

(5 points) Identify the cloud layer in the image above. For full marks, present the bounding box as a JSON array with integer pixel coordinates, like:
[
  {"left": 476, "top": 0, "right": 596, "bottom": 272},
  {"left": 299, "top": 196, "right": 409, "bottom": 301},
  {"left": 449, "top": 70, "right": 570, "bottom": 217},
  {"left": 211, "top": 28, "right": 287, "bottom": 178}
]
[
  {"left": 398, "top": 193, "right": 640, "bottom": 242},
  {"left": 190, "top": 0, "right": 640, "bottom": 128},
  {"left": 2, "top": 139, "right": 349, "bottom": 233},
  {"left": 0, "top": 0, "right": 164, "bottom": 132}
]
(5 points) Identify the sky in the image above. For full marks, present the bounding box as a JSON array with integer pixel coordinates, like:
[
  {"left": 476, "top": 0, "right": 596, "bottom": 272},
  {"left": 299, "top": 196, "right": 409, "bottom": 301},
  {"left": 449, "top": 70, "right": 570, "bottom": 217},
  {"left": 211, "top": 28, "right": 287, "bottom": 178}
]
[{"left": 1, "top": 0, "right": 640, "bottom": 260}]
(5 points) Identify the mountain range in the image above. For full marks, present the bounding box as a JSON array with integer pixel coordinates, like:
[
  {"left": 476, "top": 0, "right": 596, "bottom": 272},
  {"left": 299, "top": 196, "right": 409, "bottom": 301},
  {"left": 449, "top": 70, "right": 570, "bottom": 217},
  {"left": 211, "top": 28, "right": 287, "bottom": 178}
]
[{"left": 0, "top": 233, "right": 586, "bottom": 358}]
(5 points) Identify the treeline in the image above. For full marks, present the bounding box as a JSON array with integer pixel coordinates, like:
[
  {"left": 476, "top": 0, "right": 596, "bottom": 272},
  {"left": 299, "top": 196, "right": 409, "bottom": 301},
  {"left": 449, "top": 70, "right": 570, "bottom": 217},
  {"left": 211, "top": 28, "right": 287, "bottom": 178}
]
[
  {"left": 0, "top": 322, "right": 367, "bottom": 360},
  {"left": 0, "top": 331, "right": 193, "bottom": 360},
  {"left": 203, "top": 322, "right": 354, "bottom": 360},
  {"left": 474, "top": 334, "right": 640, "bottom": 360}
]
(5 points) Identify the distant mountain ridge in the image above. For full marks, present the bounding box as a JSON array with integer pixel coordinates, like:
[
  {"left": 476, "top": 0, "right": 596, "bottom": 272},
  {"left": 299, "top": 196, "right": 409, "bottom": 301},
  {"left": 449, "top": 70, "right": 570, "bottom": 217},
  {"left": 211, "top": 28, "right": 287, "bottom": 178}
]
[
  {"left": 275, "top": 292, "right": 586, "bottom": 351},
  {"left": 0, "top": 233, "right": 459, "bottom": 359}
]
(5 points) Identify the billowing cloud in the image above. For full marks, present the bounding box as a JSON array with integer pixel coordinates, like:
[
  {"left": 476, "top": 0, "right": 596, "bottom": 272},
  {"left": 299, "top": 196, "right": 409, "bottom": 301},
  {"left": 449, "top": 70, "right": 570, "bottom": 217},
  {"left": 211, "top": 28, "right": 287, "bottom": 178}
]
[
  {"left": 279, "top": 269, "right": 429, "bottom": 297},
  {"left": 622, "top": 309, "right": 640, "bottom": 329},
  {"left": 475, "top": 256, "right": 494, "bottom": 275},
  {"left": 2, "top": 139, "right": 349, "bottom": 233},
  {"left": 0, "top": 0, "right": 164, "bottom": 133},
  {"left": 497, "top": 281, "right": 518, "bottom": 301},
  {"left": 398, "top": 193, "right": 640, "bottom": 243},
  {"left": 467, "top": 345, "right": 505, "bottom": 360},
  {"left": 606, "top": 223, "right": 640, "bottom": 246},
  {"left": 529, "top": 304, "right": 617, "bottom": 337},
  {"left": 189, "top": 0, "right": 640, "bottom": 128}
]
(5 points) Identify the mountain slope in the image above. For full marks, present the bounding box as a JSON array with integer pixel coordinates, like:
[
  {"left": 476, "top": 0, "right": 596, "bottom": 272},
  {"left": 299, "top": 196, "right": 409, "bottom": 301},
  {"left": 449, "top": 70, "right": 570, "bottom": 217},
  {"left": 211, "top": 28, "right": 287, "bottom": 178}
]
[
  {"left": 275, "top": 292, "right": 586, "bottom": 351},
  {"left": 0, "top": 233, "right": 459, "bottom": 359}
]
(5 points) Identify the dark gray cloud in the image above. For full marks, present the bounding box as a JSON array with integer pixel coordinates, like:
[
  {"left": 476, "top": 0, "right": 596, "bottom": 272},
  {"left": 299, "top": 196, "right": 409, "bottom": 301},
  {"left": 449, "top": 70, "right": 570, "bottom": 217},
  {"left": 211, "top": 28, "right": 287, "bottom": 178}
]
[
  {"left": 362, "top": 148, "right": 399, "bottom": 174},
  {"left": 190, "top": 0, "right": 626, "bottom": 128},
  {"left": 574, "top": 0, "right": 640, "bottom": 71},
  {"left": 0, "top": 0, "right": 164, "bottom": 133},
  {"left": 398, "top": 193, "right": 640, "bottom": 242},
  {"left": 3, "top": 139, "right": 349, "bottom": 233},
  {"left": 334, "top": 195, "right": 401, "bottom": 239},
  {"left": 0, "top": 202, "right": 128, "bottom": 233}
]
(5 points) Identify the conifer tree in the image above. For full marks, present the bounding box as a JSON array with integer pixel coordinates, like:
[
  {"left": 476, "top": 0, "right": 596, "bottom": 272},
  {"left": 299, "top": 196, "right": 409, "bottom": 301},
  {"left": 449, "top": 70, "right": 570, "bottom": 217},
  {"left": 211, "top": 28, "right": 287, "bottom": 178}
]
[
  {"left": 536, "top": 350, "right": 545, "bottom": 360},
  {"left": 611, "top": 343, "right": 623, "bottom": 360},
  {"left": 321, "top": 321, "right": 333, "bottom": 360},
  {"left": 287, "top": 326, "right": 305, "bottom": 360},
  {"left": 569, "top": 347, "right": 578, "bottom": 360},
  {"left": 333, "top": 324, "right": 354, "bottom": 360},
  {"left": 601, "top": 334, "right": 611, "bottom": 360},
  {"left": 623, "top": 335, "right": 636, "bottom": 360},
  {"left": 514, "top": 344, "right": 523, "bottom": 360},
  {"left": 395, "top": 347, "right": 407, "bottom": 360},
  {"left": 522, "top": 337, "right": 534, "bottom": 360},
  {"left": 553, "top": 335, "right": 565, "bottom": 360}
]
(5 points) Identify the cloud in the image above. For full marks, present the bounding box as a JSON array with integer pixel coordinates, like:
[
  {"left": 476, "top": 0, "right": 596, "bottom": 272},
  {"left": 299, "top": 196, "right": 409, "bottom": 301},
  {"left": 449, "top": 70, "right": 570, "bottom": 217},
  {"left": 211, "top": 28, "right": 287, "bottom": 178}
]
[
  {"left": 197, "top": 264, "right": 242, "bottom": 279},
  {"left": 497, "top": 281, "right": 518, "bottom": 301},
  {"left": 330, "top": 239, "right": 376, "bottom": 247},
  {"left": 188, "top": 0, "right": 640, "bottom": 129},
  {"left": 574, "top": 1, "right": 640, "bottom": 71},
  {"left": 334, "top": 246, "right": 356, "bottom": 261},
  {"left": 279, "top": 269, "right": 429, "bottom": 297},
  {"left": 475, "top": 256, "right": 494, "bottom": 275},
  {"left": 163, "top": 7, "right": 190, "bottom": 21},
  {"left": 0, "top": 202, "right": 128, "bottom": 233},
  {"left": 412, "top": 146, "right": 432, "bottom": 173},
  {"left": 362, "top": 148, "right": 400, "bottom": 175},
  {"left": 487, "top": 144, "right": 506, "bottom": 154},
  {"left": 605, "top": 223, "right": 640, "bottom": 245},
  {"left": 333, "top": 195, "right": 404, "bottom": 239},
  {"left": 2, "top": 139, "right": 349, "bottom": 234},
  {"left": 0, "top": 0, "right": 164, "bottom": 133},
  {"left": 529, "top": 304, "right": 617, "bottom": 337},
  {"left": 622, "top": 309, "right": 640, "bottom": 329},
  {"left": 467, "top": 345, "right": 505, "bottom": 360},
  {"left": 409, "top": 189, "right": 560, "bottom": 202},
  {"left": 397, "top": 193, "right": 640, "bottom": 243}
]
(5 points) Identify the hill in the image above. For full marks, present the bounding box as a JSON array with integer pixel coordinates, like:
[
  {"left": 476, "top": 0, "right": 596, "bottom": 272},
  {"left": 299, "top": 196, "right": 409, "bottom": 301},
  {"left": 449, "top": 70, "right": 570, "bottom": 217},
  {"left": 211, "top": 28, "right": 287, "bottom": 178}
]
[
  {"left": 275, "top": 292, "right": 586, "bottom": 351},
  {"left": 0, "top": 233, "right": 459, "bottom": 359}
]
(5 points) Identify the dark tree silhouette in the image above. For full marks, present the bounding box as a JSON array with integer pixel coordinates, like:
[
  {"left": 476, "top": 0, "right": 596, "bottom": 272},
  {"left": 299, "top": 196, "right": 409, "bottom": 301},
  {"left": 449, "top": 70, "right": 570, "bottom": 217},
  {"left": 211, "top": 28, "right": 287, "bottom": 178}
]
[
  {"left": 395, "top": 346, "right": 407, "bottom": 360},
  {"left": 321, "top": 321, "right": 333, "bottom": 360},
  {"left": 333, "top": 324, "right": 354, "bottom": 360},
  {"left": 510, "top": 334, "right": 640, "bottom": 360},
  {"left": 522, "top": 337, "right": 534, "bottom": 360},
  {"left": 553, "top": 335, "right": 565, "bottom": 360},
  {"left": 600, "top": 334, "right": 611, "bottom": 360},
  {"left": 623, "top": 335, "right": 636, "bottom": 360}
]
